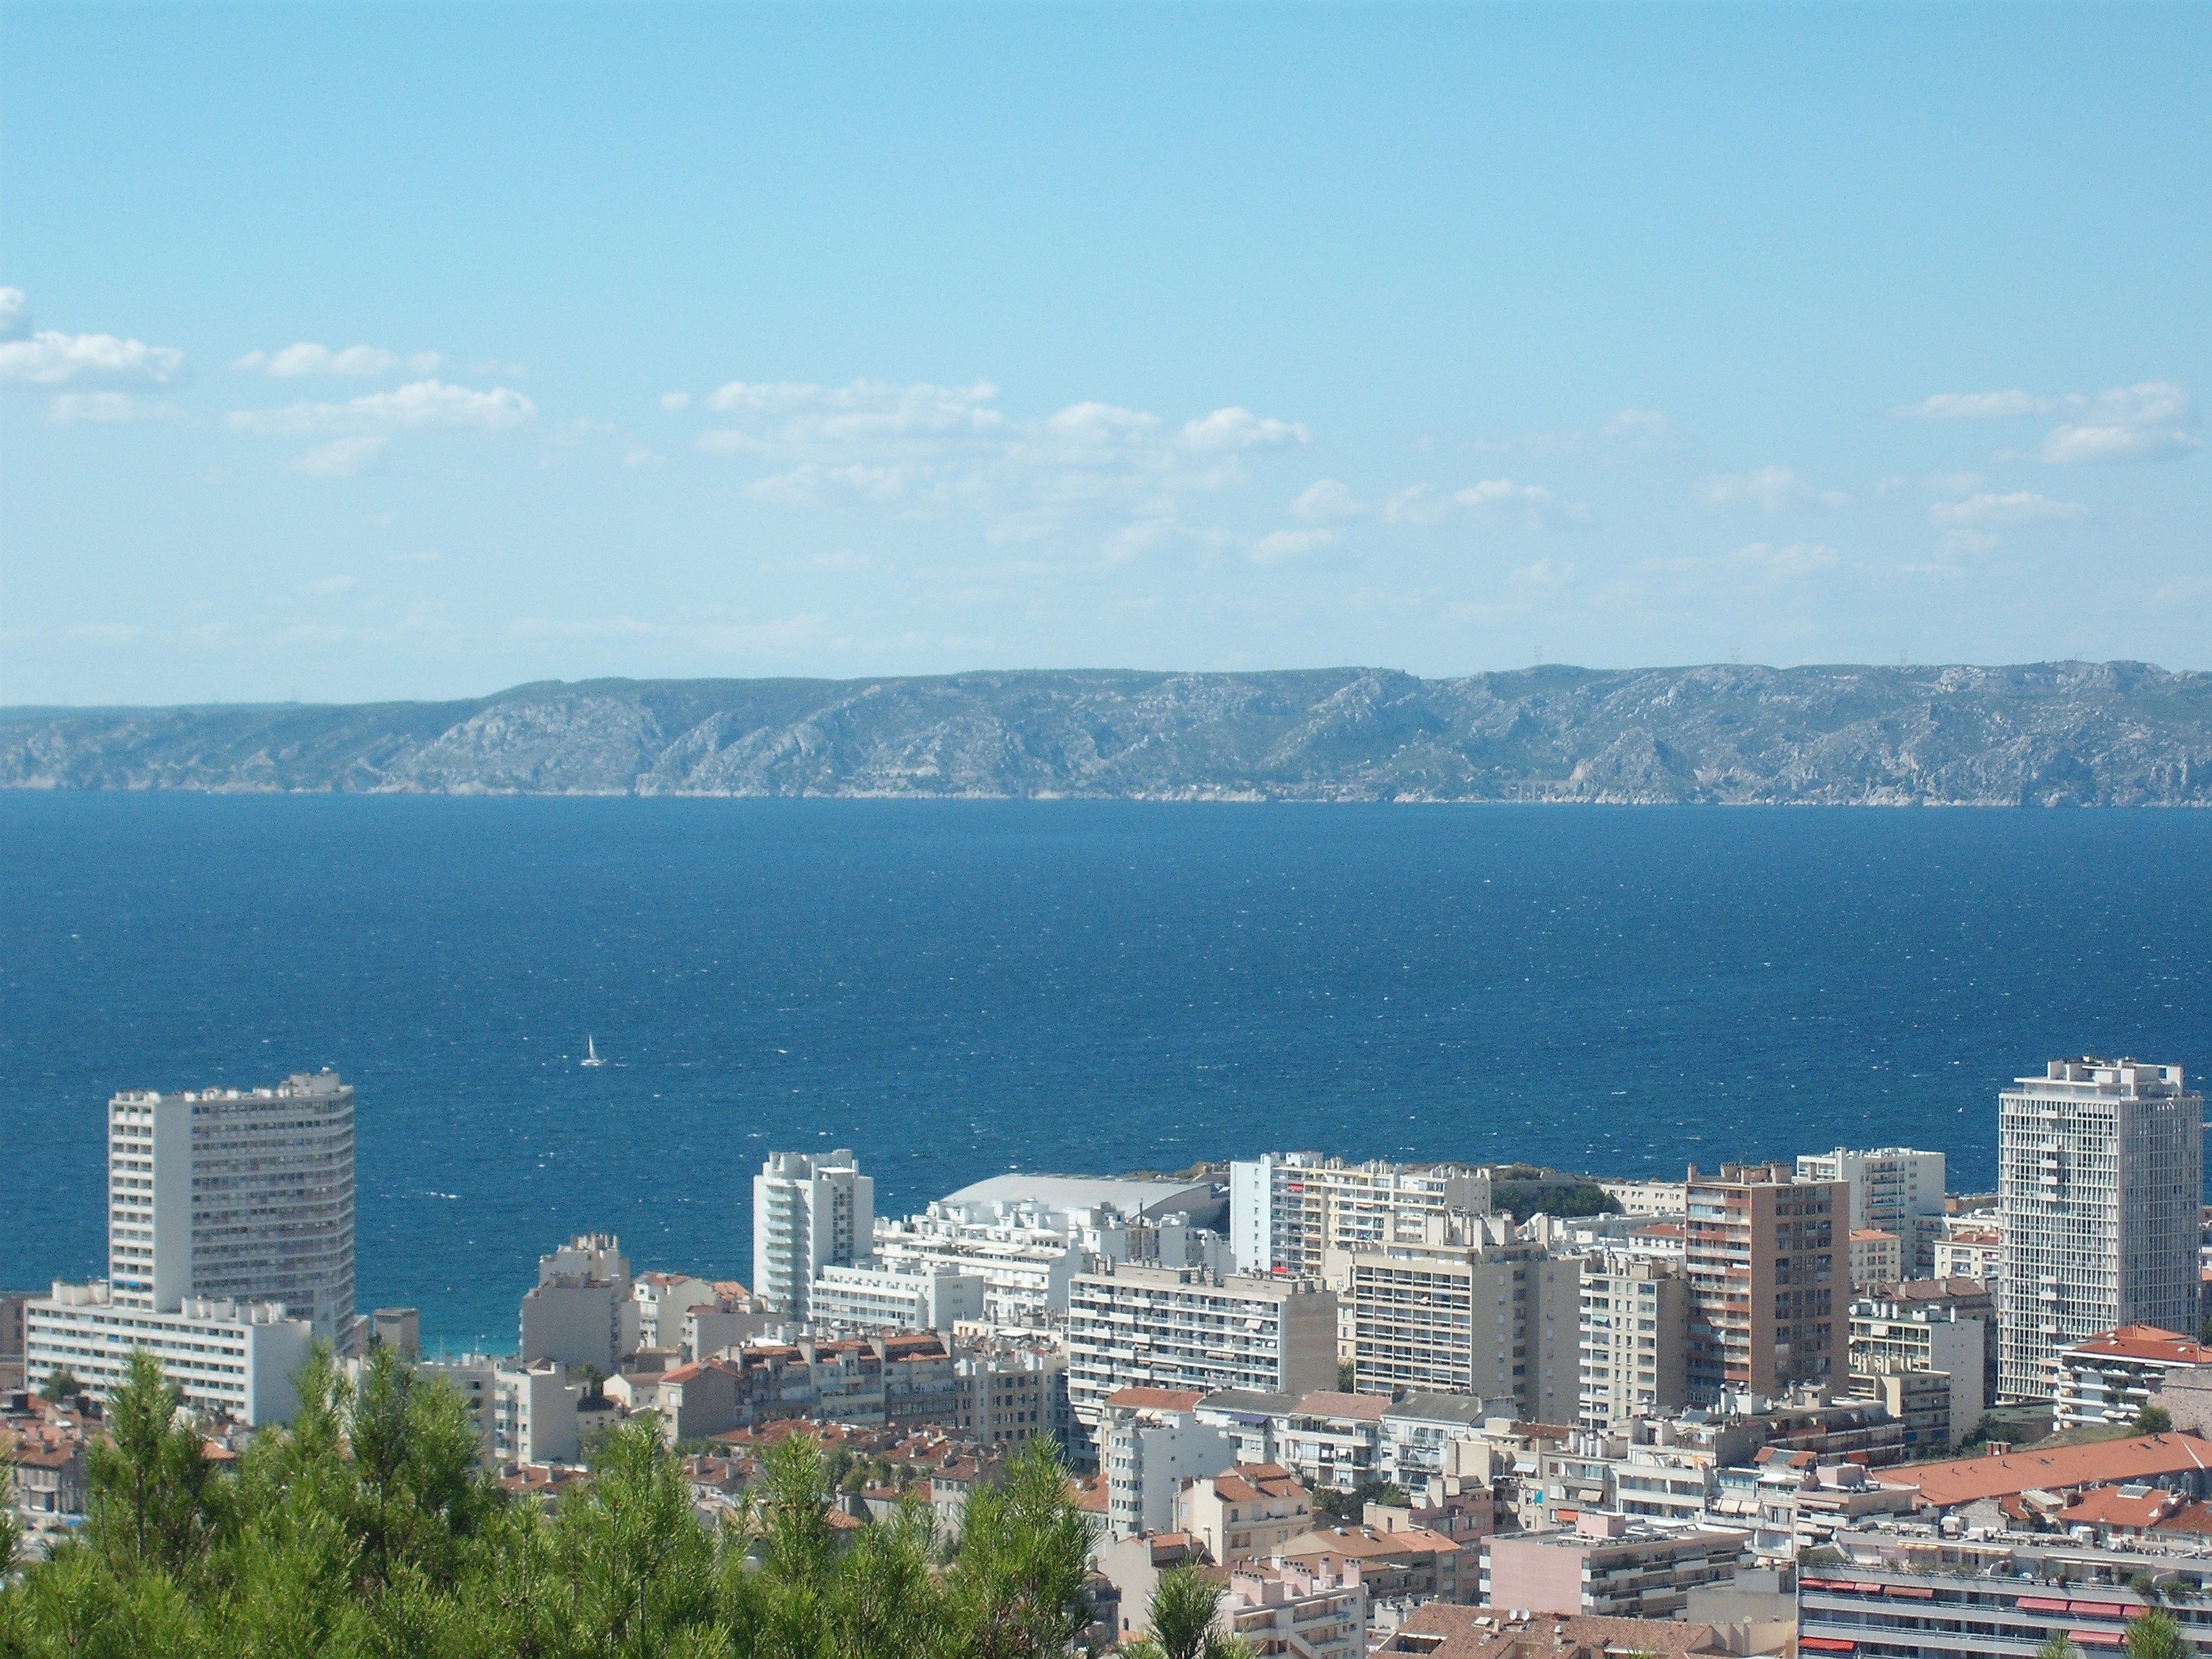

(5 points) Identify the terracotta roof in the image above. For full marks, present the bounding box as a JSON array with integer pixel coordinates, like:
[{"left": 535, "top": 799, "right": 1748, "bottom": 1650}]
[
  {"left": 1104, "top": 1386, "right": 1205, "bottom": 1413},
  {"left": 1874, "top": 1434, "right": 2212, "bottom": 1505},
  {"left": 1294, "top": 1390, "right": 1390, "bottom": 1422},
  {"left": 2061, "top": 1326, "right": 2212, "bottom": 1366},
  {"left": 1078, "top": 1474, "right": 1109, "bottom": 1513},
  {"left": 2154, "top": 1501, "right": 2212, "bottom": 1536},
  {"left": 2061, "top": 1486, "right": 2186, "bottom": 1530},
  {"left": 1277, "top": 1523, "right": 1465, "bottom": 1561}
]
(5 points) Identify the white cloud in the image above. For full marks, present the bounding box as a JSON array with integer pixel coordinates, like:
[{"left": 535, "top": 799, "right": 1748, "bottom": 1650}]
[
  {"left": 686, "top": 373, "right": 1310, "bottom": 548},
  {"left": 659, "top": 390, "right": 691, "bottom": 411},
  {"left": 1898, "top": 378, "right": 2203, "bottom": 464},
  {"left": 1508, "top": 555, "right": 1576, "bottom": 590},
  {"left": 47, "top": 392, "right": 179, "bottom": 424},
  {"left": 1697, "top": 466, "right": 1843, "bottom": 511},
  {"left": 0, "top": 291, "right": 186, "bottom": 388},
  {"left": 1597, "top": 409, "right": 1675, "bottom": 444},
  {"left": 1247, "top": 528, "right": 1337, "bottom": 565},
  {"left": 1043, "top": 401, "right": 1162, "bottom": 450},
  {"left": 701, "top": 378, "right": 1007, "bottom": 449},
  {"left": 622, "top": 447, "right": 665, "bottom": 470},
  {"left": 1730, "top": 541, "right": 1838, "bottom": 577},
  {"left": 1179, "top": 407, "right": 1310, "bottom": 451},
  {"left": 291, "top": 436, "right": 389, "bottom": 477},
  {"left": 745, "top": 462, "right": 917, "bottom": 507},
  {"left": 304, "top": 574, "right": 359, "bottom": 594},
  {"left": 1454, "top": 478, "right": 1557, "bottom": 512},
  {"left": 1292, "top": 476, "right": 1570, "bottom": 528},
  {"left": 1896, "top": 390, "right": 2057, "bottom": 419},
  {"left": 228, "top": 378, "right": 536, "bottom": 434},
  {"left": 1939, "top": 529, "right": 2001, "bottom": 556},
  {"left": 2040, "top": 422, "right": 2203, "bottom": 464},
  {"left": 1929, "top": 491, "right": 2087, "bottom": 526},
  {"left": 234, "top": 343, "right": 425, "bottom": 377}
]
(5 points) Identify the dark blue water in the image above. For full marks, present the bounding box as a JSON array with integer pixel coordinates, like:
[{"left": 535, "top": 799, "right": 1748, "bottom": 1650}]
[{"left": 3, "top": 795, "right": 2208, "bottom": 1349}]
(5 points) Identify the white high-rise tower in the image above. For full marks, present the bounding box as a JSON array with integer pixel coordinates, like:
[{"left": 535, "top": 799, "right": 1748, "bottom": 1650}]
[
  {"left": 752, "top": 1149, "right": 873, "bottom": 1318},
  {"left": 1999, "top": 1057, "right": 2202, "bottom": 1402},
  {"left": 107, "top": 1069, "right": 359, "bottom": 1344}
]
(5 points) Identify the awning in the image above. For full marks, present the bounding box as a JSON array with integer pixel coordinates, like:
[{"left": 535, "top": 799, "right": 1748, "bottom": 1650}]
[
  {"left": 1801, "top": 1639, "right": 1854, "bottom": 1652},
  {"left": 2068, "top": 1604, "right": 2133, "bottom": 1620},
  {"left": 2070, "top": 1633, "right": 2125, "bottom": 1649},
  {"left": 2018, "top": 1598, "right": 2073, "bottom": 1615}
]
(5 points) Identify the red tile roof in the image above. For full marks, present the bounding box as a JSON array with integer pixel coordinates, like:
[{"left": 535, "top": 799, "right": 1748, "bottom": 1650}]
[
  {"left": 1875, "top": 1434, "right": 2212, "bottom": 1505},
  {"left": 1105, "top": 1386, "right": 1205, "bottom": 1412},
  {"left": 2062, "top": 1326, "right": 2212, "bottom": 1366}
]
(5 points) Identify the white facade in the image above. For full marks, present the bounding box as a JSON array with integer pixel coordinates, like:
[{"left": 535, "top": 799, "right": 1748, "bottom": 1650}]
[
  {"left": 25, "top": 1279, "right": 312, "bottom": 1425},
  {"left": 1065, "top": 1264, "right": 1338, "bottom": 1429},
  {"left": 1227, "top": 1153, "right": 1488, "bottom": 1279},
  {"left": 1345, "top": 1211, "right": 1579, "bottom": 1427},
  {"left": 810, "top": 1258, "right": 987, "bottom": 1332},
  {"left": 632, "top": 1273, "right": 720, "bottom": 1351},
  {"left": 1099, "top": 1396, "right": 1235, "bottom": 1539},
  {"left": 1932, "top": 1223, "right": 2005, "bottom": 1284},
  {"left": 753, "top": 1150, "right": 873, "bottom": 1317},
  {"left": 1848, "top": 1296, "right": 1988, "bottom": 1441},
  {"left": 1595, "top": 1179, "right": 1689, "bottom": 1218},
  {"left": 1797, "top": 1147, "right": 1946, "bottom": 1275},
  {"left": 107, "top": 1071, "right": 357, "bottom": 1345},
  {"left": 1999, "top": 1058, "right": 2204, "bottom": 1401},
  {"left": 519, "top": 1233, "right": 639, "bottom": 1373}
]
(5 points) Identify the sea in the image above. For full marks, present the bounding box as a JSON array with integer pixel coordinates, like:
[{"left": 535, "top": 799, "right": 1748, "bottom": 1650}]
[{"left": 3, "top": 793, "right": 2209, "bottom": 1352}]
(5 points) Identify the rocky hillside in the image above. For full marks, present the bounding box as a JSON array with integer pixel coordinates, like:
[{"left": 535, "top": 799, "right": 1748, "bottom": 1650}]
[{"left": 4, "top": 662, "right": 2210, "bottom": 805}]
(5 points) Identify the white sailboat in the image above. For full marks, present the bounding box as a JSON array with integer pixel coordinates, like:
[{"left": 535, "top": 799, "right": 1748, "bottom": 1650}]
[{"left": 579, "top": 1035, "right": 605, "bottom": 1068}]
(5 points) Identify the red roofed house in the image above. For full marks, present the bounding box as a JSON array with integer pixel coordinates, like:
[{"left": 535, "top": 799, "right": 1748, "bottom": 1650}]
[
  {"left": 2054, "top": 1326, "right": 2212, "bottom": 1431},
  {"left": 1173, "top": 1462, "right": 1312, "bottom": 1561},
  {"left": 1871, "top": 1431, "right": 2212, "bottom": 1511}
]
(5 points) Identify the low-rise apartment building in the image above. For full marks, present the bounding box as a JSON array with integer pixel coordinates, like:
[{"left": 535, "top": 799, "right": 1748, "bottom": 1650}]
[
  {"left": 1481, "top": 1515, "right": 1750, "bottom": 1620},
  {"left": 1849, "top": 1294, "right": 1990, "bottom": 1443},
  {"left": 25, "top": 1279, "right": 312, "bottom": 1426},
  {"left": 1097, "top": 1386, "right": 1235, "bottom": 1540},
  {"left": 2053, "top": 1325, "right": 2212, "bottom": 1429},
  {"left": 1173, "top": 1462, "right": 1311, "bottom": 1562},
  {"left": 1065, "top": 1264, "right": 1336, "bottom": 1432},
  {"left": 1216, "top": 1559, "right": 1368, "bottom": 1659}
]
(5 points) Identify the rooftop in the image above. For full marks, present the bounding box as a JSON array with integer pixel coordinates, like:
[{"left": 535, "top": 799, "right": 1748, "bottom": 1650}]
[
  {"left": 1872, "top": 1433, "right": 2212, "bottom": 1506},
  {"left": 2060, "top": 1326, "right": 2212, "bottom": 1366}
]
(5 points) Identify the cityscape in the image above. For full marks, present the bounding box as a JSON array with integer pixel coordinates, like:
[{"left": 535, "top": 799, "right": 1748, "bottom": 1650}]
[{"left": 7, "top": 1054, "right": 2212, "bottom": 1656}]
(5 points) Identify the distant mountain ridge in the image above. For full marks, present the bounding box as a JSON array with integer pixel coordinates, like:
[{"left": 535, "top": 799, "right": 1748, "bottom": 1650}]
[{"left": 5, "top": 662, "right": 2211, "bottom": 805}]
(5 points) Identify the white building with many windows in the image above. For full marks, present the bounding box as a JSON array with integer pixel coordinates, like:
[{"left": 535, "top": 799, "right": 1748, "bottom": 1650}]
[
  {"left": 1999, "top": 1058, "right": 2203, "bottom": 1401},
  {"left": 809, "top": 1258, "right": 987, "bottom": 1333},
  {"left": 1796, "top": 1147, "right": 1947, "bottom": 1277},
  {"left": 105, "top": 1071, "right": 358, "bottom": 1344},
  {"left": 25, "top": 1279, "right": 311, "bottom": 1425},
  {"left": 752, "top": 1150, "right": 873, "bottom": 1319},
  {"left": 1066, "top": 1263, "right": 1336, "bottom": 1432}
]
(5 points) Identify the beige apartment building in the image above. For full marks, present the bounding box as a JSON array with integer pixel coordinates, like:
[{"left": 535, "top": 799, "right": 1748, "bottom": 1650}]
[
  {"left": 1578, "top": 1254, "right": 1689, "bottom": 1428},
  {"left": 1174, "top": 1462, "right": 1313, "bottom": 1562},
  {"left": 1347, "top": 1212, "right": 1579, "bottom": 1426},
  {"left": 1684, "top": 1163, "right": 1845, "bottom": 1404}
]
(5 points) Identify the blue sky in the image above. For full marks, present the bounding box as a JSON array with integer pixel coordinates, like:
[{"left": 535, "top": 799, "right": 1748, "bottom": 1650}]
[{"left": 3, "top": 1, "right": 2206, "bottom": 704}]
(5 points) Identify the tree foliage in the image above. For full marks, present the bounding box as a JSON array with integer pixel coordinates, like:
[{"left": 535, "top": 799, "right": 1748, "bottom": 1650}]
[{"left": 0, "top": 1349, "right": 1101, "bottom": 1659}]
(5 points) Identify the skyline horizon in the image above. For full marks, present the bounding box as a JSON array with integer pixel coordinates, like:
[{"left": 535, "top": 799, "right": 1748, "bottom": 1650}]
[{"left": 3, "top": 652, "right": 2204, "bottom": 714}]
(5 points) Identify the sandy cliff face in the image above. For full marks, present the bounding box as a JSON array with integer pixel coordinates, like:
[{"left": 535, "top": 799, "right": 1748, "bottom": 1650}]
[{"left": 4, "top": 662, "right": 2209, "bottom": 804}]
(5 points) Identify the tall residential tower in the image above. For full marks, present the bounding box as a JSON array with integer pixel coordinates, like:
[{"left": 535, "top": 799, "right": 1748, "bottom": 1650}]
[
  {"left": 1998, "top": 1058, "right": 2202, "bottom": 1402},
  {"left": 752, "top": 1149, "right": 873, "bottom": 1318},
  {"left": 106, "top": 1069, "right": 357, "bottom": 1343}
]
